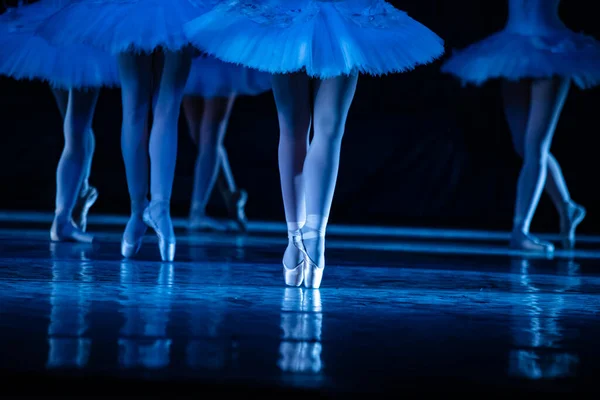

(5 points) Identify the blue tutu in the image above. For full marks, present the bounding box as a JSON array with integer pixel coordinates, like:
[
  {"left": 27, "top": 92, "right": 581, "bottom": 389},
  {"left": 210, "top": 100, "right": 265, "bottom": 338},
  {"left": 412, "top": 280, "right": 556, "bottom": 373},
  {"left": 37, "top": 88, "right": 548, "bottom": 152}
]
[
  {"left": 0, "top": 2, "right": 119, "bottom": 89},
  {"left": 36, "top": 0, "right": 211, "bottom": 54},
  {"left": 442, "top": 31, "right": 600, "bottom": 90},
  {"left": 185, "top": 56, "right": 272, "bottom": 98},
  {"left": 442, "top": 0, "right": 600, "bottom": 89},
  {"left": 184, "top": 0, "right": 445, "bottom": 79}
]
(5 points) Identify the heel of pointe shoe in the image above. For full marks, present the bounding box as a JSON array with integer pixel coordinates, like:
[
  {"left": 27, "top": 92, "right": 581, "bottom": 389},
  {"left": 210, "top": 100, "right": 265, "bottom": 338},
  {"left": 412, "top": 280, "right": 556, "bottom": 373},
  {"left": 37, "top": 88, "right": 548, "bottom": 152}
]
[
  {"left": 561, "top": 204, "right": 586, "bottom": 249},
  {"left": 283, "top": 234, "right": 305, "bottom": 287},
  {"left": 299, "top": 230, "right": 325, "bottom": 289},
  {"left": 284, "top": 263, "right": 304, "bottom": 287},
  {"left": 303, "top": 260, "right": 324, "bottom": 289},
  {"left": 226, "top": 190, "right": 248, "bottom": 232},
  {"left": 121, "top": 238, "right": 143, "bottom": 258},
  {"left": 510, "top": 233, "right": 554, "bottom": 253},
  {"left": 143, "top": 204, "right": 176, "bottom": 262},
  {"left": 73, "top": 186, "right": 99, "bottom": 231},
  {"left": 50, "top": 220, "right": 94, "bottom": 244}
]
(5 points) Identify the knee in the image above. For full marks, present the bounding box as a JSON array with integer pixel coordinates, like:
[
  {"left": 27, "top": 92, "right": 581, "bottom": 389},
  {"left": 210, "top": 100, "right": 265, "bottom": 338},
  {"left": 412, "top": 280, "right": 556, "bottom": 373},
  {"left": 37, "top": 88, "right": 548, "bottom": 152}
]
[
  {"left": 313, "top": 112, "right": 346, "bottom": 144},
  {"left": 523, "top": 145, "right": 550, "bottom": 166},
  {"left": 63, "top": 120, "right": 92, "bottom": 154},
  {"left": 274, "top": 95, "right": 310, "bottom": 137},
  {"left": 122, "top": 101, "right": 150, "bottom": 131},
  {"left": 512, "top": 140, "right": 525, "bottom": 157},
  {"left": 197, "top": 133, "right": 220, "bottom": 158}
]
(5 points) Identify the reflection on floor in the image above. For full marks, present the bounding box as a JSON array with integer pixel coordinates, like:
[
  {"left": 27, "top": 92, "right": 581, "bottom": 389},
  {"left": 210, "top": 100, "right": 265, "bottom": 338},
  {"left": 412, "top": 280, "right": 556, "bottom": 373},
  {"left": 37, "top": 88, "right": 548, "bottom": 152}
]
[{"left": 0, "top": 213, "right": 599, "bottom": 396}]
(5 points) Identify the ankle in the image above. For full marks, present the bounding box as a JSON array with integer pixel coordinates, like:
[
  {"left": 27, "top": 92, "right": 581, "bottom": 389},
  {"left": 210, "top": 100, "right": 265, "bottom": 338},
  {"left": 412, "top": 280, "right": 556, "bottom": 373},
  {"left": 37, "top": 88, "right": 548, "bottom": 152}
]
[
  {"left": 304, "top": 214, "right": 327, "bottom": 239},
  {"left": 287, "top": 220, "right": 305, "bottom": 240},
  {"left": 130, "top": 198, "right": 149, "bottom": 214},
  {"left": 190, "top": 204, "right": 206, "bottom": 217},
  {"left": 150, "top": 197, "right": 170, "bottom": 207}
]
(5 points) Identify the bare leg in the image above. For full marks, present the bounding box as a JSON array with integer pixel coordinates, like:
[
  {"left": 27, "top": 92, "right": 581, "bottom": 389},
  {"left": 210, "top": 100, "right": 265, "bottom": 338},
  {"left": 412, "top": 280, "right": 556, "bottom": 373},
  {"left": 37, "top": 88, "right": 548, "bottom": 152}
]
[
  {"left": 188, "top": 95, "right": 235, "bottom": 231},
  {"left": 302, "top": 75, "right": 358, "bottom": 288},
  {"left": 50, "top": 88, "right": 99, "bottom": 243},
  {"left": 272, "top": 73, "right": 311, "bottom": 287},
  {"left": 502, "top": 81, "right": 585, "bottom": 249},
  {"left": 510, "top": 78, "right": 570, "bottom": 252},
  {"left": 118, "top": 53, "right": 152, "bottom": 258},
  {"left": 144, "top": 49, "right": 192, "bottom": 261}
]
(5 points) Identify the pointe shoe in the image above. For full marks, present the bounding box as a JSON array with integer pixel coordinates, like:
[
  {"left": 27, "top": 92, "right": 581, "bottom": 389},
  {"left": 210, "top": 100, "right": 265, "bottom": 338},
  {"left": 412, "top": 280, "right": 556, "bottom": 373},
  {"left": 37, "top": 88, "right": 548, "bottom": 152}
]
[
  {"left": 121, "top": 200, "right": 148, "bottom": 259},
  {"left": 299, "top": 231, "right": 325, "bottom": 289},
  {"left": 225, "top": 189, "right": 248, "bottom": 232},
  {"left": 121, "top": 235, "right": 143, "bottom": 259},
  {"left": 72, "top": 186, "right": 98, "bottom": 232},
  {"left": 283, "top": 232, "right": 305, "bottom": 287},
  {"left": 560, "top": 202, "right": 586, "bottom": 250},
  {"left": 188, "top": 214, "right": 230, "bottom": 232},
  {"left": 50, "top": 219, "right": 94, "bottom": 243},
  {"left": 143, "top": 202, "right": 176, "bottom": 262},
  {"left": 510, "top": 232, "right": 555, "bottom": 253}
]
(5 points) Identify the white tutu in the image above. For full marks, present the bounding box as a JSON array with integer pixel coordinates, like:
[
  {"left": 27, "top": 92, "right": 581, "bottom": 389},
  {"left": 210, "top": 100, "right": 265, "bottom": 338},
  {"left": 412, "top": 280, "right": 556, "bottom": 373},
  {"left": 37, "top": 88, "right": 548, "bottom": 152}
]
[
  {"left": 185, "top": 56, "right": 272, "bottom": 98},
  {"left": 184, "top": 0, "right": 445, "bottom": 78},
  {"left": 0, "top": 2, "right": 119, "bottom": 88},
  {"left": 36, "top": 0, "right": 211, "bottom": 54}
]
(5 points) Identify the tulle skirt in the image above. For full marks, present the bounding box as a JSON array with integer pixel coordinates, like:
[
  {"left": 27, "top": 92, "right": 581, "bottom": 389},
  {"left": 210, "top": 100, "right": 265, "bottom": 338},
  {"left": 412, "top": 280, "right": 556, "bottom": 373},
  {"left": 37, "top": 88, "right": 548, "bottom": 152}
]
[
  {"left": 441, "top": 28, "right": 600, "bottom": 89},
  {"left": 36, "top": 0, "right": 211, "bottom": 54},
  {"left": 184, "top": 0, "right": 445, "bottom": 78},
  {"left": 185, "top": 56, "right": 272, "bottom": 98},
  {"left": 0, "top": 2, "right": 119, "bottom": 88}
]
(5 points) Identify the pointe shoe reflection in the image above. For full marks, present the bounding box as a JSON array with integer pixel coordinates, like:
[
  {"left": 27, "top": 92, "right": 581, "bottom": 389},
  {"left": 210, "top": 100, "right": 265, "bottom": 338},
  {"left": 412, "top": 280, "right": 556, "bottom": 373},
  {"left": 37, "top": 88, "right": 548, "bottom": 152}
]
[
  {"left": 118, "top": 262, "right": 174, "bottom": 369},
  {"left": 185, "top": 263, "right": 233, "bottom": 370},
  {"left": 72, "top": 186, "right": 99, "bottom": 232},
  {"left": 46, "top": 246, "right": 92, "bottom": 369},
  {"left": 508, "top": 258, "right": 580, "bottom": 379},
  {"left": 278, "top": 288, "right": 323, "bottom": 374}
]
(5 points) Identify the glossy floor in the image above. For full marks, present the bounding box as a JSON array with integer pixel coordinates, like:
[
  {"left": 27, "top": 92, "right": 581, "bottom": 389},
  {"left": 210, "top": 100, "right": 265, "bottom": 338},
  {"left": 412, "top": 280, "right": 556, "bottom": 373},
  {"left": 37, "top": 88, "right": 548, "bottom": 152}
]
[{"left": 1, "top": 213, "right": 600, "bottom": 396}]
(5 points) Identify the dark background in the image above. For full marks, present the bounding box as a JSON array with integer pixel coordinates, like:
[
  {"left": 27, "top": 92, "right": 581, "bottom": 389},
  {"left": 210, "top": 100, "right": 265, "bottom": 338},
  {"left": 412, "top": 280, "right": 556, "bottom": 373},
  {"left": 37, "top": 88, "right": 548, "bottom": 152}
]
[{"left": 1, "top": 0, "right": 598, "bottom": 233}]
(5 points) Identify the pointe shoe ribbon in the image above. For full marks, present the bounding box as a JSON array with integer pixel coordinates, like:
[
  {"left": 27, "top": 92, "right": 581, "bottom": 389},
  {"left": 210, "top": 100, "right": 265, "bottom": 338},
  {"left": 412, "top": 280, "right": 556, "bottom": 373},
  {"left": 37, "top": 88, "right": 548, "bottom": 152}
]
[{"left": 299, "top": 230, "right": 325, "bottom": 289}]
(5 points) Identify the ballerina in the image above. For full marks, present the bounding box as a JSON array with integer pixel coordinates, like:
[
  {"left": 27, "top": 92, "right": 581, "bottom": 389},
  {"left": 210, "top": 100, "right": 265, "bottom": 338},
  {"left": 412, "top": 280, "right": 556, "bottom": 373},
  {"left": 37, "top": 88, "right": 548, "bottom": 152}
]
[
  {"left": 442, "top": 0, "right": 599, "bottom": 252},
  {"left": 0, "top": 1, "right": 119, "bottom": 243},
  {"left": 182, "top": 55, "right": 272, "bottom": 232},
  {"left": 184, "top": 0, "right": 444, "bottom": 288},
  {"left": 37, "top": 0, "right": 212, "bottom": 261}
]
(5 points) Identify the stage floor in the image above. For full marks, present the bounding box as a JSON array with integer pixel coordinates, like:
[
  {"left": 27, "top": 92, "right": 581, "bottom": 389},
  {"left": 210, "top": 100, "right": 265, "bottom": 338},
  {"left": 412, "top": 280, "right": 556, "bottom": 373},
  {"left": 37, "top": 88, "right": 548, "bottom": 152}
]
[{"left": 1, "top": 212, "right": 599, "bottom": 396}]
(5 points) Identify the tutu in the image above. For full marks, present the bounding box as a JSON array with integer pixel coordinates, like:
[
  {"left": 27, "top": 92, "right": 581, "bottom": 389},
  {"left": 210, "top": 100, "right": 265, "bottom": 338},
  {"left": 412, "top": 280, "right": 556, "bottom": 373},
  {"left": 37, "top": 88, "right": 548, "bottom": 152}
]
[
  {"left": 185, "top": 56, "right": 272, "bottom": 98},
  {"left": 442, "top": 0, "right": 600, "bottom": 89},
  {"left": 0, "top": 2, "right": 119, "bottom": 88},
  {"left": 184, "top": 0, "right": 445, "bottom": 79},
  {"left": 36, "top": 0, "right": 211, "bottom": 54}
]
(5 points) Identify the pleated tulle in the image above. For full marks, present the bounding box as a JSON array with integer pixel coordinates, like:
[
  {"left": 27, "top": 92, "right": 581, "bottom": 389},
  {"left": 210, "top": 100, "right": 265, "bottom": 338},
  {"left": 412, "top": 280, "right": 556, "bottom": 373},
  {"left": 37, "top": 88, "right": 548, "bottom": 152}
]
[
  {"left": 185, "top": 55, "right": 272, "bottom": 98},
  {"left": 184, "top": 0, "right": 444, "bottom": 78},
  {"left": 442, "top": 29, "right": 600, "bottom": 89},
  {"left": 0, "top": 2, "right": 119, "bottom": 88},
  {"left": 36, "top": 0, "right": 211, "bottom": 54}
]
